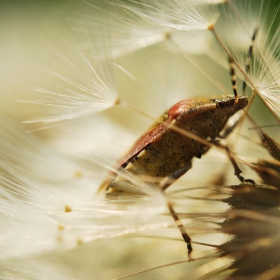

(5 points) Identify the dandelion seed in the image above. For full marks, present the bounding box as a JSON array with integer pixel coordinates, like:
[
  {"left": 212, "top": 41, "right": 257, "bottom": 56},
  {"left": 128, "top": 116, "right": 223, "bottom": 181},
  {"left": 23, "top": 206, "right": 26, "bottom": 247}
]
[
  {"left": 120, "top": 0, "right": 219, "bottom": 31},
  {"left": 78, "top": 1, "right": 170, "bottom": 58},
  {"left": 22, "top": 10, "right": 119, "bottom": 128}
]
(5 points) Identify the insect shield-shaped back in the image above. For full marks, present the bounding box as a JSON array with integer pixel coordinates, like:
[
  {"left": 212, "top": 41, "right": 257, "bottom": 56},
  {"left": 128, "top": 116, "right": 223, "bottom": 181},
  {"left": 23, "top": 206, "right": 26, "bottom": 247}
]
[{"left": 99, "top": 95, "right": 248, "bottom": 195}]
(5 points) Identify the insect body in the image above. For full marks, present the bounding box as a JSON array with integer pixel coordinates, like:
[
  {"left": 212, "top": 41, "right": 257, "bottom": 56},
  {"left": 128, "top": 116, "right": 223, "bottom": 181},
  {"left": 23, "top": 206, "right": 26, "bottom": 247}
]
[
  {"left": 100, "top": 96, "right": 248, "bottom": 195},
  {"left": 99, "top": 95, "right": 249, "bottom": 253}
]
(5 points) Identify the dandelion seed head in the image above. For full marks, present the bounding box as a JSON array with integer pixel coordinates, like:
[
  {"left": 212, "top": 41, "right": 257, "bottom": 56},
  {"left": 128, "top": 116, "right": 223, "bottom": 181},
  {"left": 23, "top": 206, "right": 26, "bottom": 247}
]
[{"left": 2, "top": 0, "right": 280, "bottom": 279}]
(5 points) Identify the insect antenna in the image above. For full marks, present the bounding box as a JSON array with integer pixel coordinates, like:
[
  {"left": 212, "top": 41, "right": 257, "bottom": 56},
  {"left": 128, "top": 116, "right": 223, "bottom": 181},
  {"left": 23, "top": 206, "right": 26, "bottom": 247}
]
[
  {"left": 223, "top": 27, "right": 259, "bottom": 102},
  {"left": 208, "top": 24, "right": 258, "bottom": 101},
  {"left": 228, "top": 57, "right": 239, "bottom": 102},
  {"left": 243, "top": 27, "right": 259, "bottom": 94}
]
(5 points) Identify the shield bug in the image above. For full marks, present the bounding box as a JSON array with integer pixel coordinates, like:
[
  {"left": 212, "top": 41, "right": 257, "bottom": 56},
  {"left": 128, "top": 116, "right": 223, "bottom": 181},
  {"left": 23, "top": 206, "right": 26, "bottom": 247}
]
[
  {"left": 98, "top": 94, "right": 249, "bottom": 252},
  {"left": 98, "top": 26, "right": 257, "bottom": 254}
]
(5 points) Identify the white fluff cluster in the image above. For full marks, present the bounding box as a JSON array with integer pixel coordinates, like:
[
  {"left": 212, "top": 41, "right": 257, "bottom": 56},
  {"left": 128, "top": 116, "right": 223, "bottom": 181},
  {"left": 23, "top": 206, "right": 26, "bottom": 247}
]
[{"left": 1, "top": 0, "right": 279, "bottom": 279}]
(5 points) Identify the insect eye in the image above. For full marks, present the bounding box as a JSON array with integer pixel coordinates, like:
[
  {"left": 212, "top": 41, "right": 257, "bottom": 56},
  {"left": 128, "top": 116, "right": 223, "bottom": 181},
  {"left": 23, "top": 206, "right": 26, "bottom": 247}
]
[
  {"left": 218, "top": 100, "right": 234, "bottom": 108},
  {"left": 218, "top": 102, "right": 225, "bottom": 108}
]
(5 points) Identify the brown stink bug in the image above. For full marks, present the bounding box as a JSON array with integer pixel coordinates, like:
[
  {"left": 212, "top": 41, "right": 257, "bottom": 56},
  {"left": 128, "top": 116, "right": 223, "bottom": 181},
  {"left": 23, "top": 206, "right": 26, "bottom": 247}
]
[
  {"left": 98, "top": 27, "right": 258, "bottom": 254},
  {"left": 98, "top": 94, "right": 249, "bottom": 252}
]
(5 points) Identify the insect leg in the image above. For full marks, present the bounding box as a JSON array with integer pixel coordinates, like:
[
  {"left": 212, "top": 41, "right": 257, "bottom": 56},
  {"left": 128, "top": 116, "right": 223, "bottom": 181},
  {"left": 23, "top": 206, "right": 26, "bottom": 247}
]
[
  {"left": 160, "top": 164, "right": 192, "bottom": 191},
  {"left": 167, "top": 200, "right": 192, "bottom": 253},
  {"left": 243, "top": 28, "right": 258, "bottom": 94},
  {"left": 159, "top": 163, "right": 193, "bottom": 253},
  {"left": 228, "top": 57, "right": 238, "bottom": 101},
  {"left": 218, "top": 112, "right": 243, "bottom": 139},
  {"left": 212, "top": 140, "right": 255, "bottom": 184}
]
